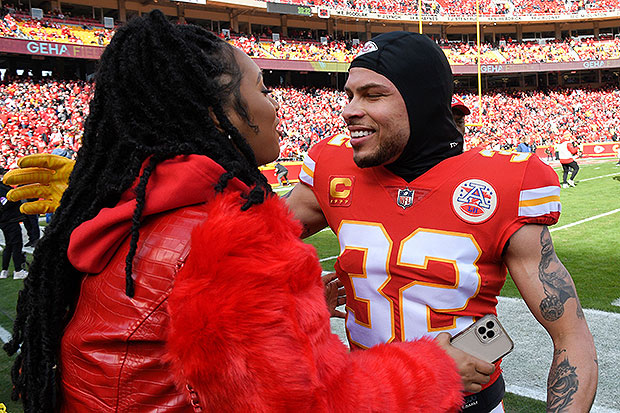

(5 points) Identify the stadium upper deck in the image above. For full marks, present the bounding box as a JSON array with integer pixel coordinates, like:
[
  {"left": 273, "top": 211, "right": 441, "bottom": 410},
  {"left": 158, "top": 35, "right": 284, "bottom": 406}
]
[
  {"left": 268, "top": 0, "right": 620, "bottom": 18},
  {"left": 4, "top": 11, "right": 620, "bottom": 67},
  {"left": 2, "top": 0, "right": 620, "bottom": 81},
  {"left": 1, "top": 12, "right": 114, "bottom": 46}
]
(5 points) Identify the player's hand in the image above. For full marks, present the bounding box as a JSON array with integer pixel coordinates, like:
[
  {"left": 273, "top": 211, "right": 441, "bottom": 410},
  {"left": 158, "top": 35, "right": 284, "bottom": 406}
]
[
  {"left": 322, "top": 272, "right": 346, "bottom": 318},
  {"left": 435, "top": 332, "right": 495, "bottom": 393},
  {"left": 2, "top": 153, "right": 75, "bottom": 215}
]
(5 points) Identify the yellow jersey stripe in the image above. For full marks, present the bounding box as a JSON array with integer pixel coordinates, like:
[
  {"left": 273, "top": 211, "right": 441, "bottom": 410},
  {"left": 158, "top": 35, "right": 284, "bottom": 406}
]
[
  {"left": 518, "top": 195, "right": 561, "bottom": 208},
  {"left": 301, "top": 163, "right": 314, "bottom": 179}
]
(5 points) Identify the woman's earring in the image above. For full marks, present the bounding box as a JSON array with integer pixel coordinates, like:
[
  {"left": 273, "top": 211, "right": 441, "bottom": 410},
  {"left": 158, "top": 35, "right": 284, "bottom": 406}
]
[{"left": 227, "top": 134, "right": 232, "bottom": 140}]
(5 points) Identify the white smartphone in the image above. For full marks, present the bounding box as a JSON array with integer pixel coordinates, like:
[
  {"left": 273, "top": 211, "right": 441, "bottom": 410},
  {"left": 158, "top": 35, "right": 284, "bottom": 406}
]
[{"left": 450, "top": 314, "right": 514, "bottom": 363}]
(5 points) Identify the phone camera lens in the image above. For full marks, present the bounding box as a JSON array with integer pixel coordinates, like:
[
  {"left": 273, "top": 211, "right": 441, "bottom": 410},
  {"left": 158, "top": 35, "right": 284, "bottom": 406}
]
[
  {"left": 486, "top": 321, "right": 495, "bottom": 329},
  {"left": 478, "top": 327, "right": 486, "bottom": 334},
  {"left": 487, "top": 330, "right": 495, "bottom": 338}
]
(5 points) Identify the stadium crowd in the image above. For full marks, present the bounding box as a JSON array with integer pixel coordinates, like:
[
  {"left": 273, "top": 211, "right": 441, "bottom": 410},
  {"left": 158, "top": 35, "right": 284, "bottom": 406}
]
[
  {"left": 271, "top": 85, "right": 620, "bottom": 159},
  {"left": 0, "top": 78, "right": 92, "bottom": 168},
  {"left": 0, "top": 6, "right": 115, "bottom": 46},
  {"left": 2, "top": 77, "right": 619, "bottom": 166},
  {"left": 273, "top": 86, "right": 348, "bottom": 159},
  {"left": 231, "top": 35, "right": 620, "bottom": 65},
  {"left": 227, "top": 34, "right": 361, "bottom": 62},
  {"left": 280, "top": 0, "right": 620, "bottom": 16},
  {"left": 462, "top": 86, "right": 620, "bottom": 150},
  {"left": 443, "top": 37, "right": 620, "bottom": 65}
]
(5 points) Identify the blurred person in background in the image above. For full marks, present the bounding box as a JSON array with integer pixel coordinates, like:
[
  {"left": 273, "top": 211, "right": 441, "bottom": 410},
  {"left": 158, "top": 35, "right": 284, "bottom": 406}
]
[
  {"left": 558, "top": 131, "right": 580, "bottom": 188},
  {"left": 451, "top": 95, "right": 470, "bottom": 136},
  {"left": 21, "top": 200, "right": 39, "bottom": 248},
  {"left": 0, "top": 167, "right": 28, "bottom": 279},
  {"left": 274, "top": 161, "right": 290, "bottom": 186},
  {"left": 516, "top": 137, "right": 531, "bottom": 153}
]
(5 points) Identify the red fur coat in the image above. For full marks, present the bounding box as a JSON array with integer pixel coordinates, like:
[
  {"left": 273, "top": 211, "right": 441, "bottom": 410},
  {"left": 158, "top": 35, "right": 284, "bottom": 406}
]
[{"left": 166, "top": 191, "right": 463, "bottom": 412}]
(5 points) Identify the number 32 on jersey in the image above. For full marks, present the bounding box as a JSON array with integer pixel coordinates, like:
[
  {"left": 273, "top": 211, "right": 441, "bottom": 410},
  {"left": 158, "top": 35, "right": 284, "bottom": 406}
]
[{"left": 337, "top": 221, "right": 482, "bottom": 349}]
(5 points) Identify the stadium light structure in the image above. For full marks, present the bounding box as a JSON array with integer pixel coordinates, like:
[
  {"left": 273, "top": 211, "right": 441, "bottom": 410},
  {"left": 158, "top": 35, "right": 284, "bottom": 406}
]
[
  {"left": 418, "top": 0, "right": 483, "bottom": 127},
  {"left": 467, "top": 0, "right": 484, "bottom": 128},
  {"left": 418, "top": 0, "right": 422, "bottom": 34}
]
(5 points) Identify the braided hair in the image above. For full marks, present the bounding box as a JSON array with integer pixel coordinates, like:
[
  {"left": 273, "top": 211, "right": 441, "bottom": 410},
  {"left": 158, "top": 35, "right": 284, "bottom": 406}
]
[{"left": 3, "top": 10, "right": 272, "bottom": 412}]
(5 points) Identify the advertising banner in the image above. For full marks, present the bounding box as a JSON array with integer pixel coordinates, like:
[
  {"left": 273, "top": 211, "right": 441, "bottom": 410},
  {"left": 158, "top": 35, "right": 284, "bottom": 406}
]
[
  {"left": 536, "top": 143, "right": 619, "bottom": 159},
  {"left": 0, "top": 37, "right": 104, "bottom": 60},
  {"left": 581, "top": 142, "right": 620, "bottom": 157}
]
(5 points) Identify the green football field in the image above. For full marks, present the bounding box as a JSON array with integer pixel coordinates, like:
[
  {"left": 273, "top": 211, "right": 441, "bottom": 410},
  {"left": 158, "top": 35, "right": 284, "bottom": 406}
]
[{"left": 1, "top": 158, "right": 618, "bottom": 412}]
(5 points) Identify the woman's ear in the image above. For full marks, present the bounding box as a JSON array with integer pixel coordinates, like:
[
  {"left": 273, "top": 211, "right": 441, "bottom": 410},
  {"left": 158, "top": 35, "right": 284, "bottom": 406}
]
[{"left": 209, "top": 107, "right": 225, "bottom": 132}]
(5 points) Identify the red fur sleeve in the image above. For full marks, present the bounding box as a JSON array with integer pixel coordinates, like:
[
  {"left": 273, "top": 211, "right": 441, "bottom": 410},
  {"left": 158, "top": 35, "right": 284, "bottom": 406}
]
[{"left": 166, "top": 192, "right": 463, "bottom": 412}]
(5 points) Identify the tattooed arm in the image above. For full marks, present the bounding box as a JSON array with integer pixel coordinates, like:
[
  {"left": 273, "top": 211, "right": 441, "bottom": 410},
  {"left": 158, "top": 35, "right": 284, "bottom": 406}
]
[
  {"left": 285, "top": 183, "right": 328, "bottom": 238},
  {"left": 504, "top": 224, "right": 598, "bottom": 413}
]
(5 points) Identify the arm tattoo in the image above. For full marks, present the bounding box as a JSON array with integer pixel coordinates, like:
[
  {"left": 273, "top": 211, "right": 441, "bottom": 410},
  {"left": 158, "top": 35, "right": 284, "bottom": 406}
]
[
  {"left": 548, "top": 349, "right": 579, "bottom": 413},
  {"left": 537, "top": 227, "right": 584, "bottom": 321}
]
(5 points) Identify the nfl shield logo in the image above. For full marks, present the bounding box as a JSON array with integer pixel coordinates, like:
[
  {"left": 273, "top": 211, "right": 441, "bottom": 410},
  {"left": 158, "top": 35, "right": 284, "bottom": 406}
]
[{"left": 397, "top": 188, "right": 414, "bottom": 209}]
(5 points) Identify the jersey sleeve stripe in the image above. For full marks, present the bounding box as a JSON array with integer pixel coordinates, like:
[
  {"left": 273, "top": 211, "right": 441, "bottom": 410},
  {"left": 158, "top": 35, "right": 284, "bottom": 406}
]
[
  {"left": 519, "top": 202, "right": 561, "bottom": 217},
  {"left": 518, "top": 186, "right": 561, "bottom": 217},
  {"left": 518, "top": 195, "right": 561, "bottom": 208},
  {"left": 519, "top": 186, "right": 560, "bottom": 200},
  {"left": 299, "top": 167, "right": 314, "bottom": 187},
  {"left": 302, "top": 163, "right": 314, "bottom": 179},
  {"left": 299, "top": 154, "right": 316, "bottom": 187}
]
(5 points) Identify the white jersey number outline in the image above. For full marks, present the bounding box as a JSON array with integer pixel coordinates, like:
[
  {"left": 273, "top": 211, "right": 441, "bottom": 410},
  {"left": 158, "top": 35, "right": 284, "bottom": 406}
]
[{"left": 338, "top": 221, "right": 482, "bottom": 349}]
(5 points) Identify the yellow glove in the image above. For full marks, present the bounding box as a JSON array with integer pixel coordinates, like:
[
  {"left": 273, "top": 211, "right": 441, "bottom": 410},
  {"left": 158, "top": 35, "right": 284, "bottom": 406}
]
[{"left": 2, "top": 153, "right": 75, "bottom": 215}]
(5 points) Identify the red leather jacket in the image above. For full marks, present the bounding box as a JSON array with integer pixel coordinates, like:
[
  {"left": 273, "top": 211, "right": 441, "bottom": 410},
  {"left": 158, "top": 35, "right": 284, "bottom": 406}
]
[
  {"left": 60, "top": 204, "right": 206, "bottom": 412},
  {"left": 61, "top": 155, "right": 243, "bottom": 412}
]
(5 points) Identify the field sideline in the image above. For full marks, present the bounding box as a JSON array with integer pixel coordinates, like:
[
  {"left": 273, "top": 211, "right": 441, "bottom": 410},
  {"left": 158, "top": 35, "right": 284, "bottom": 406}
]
[{"left": 0, "top": 158, "right": 618, "bottom": 412}]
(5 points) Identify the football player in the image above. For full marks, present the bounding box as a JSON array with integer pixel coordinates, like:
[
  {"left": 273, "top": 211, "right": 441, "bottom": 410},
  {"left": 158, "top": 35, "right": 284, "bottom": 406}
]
[
  {"left": 451, "top": 95, "right": 470, "bottom": 137},
  {"left": 287, "top": 32, "right": 597, "bottom": 413}
]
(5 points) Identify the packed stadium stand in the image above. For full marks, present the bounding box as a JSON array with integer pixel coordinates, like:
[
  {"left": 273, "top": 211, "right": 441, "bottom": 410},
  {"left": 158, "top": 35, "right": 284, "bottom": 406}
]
[
  {"left": 1, "top": 77, "right": 619, "bottom": 167},
  {"left": 0, "top": 78, "right": 91, "bottom": 168},
  {"left": 229, "top": 36, "right": 620, "bottom": 65},
  {"left": 273, "top": 85, "right": 620, "bottom": 159},
  {"left": 0, "top": 10, "right": 114, "bottom": 46},
  {"left": 272, "top": 0, "right": 620, "bottom": 16}
]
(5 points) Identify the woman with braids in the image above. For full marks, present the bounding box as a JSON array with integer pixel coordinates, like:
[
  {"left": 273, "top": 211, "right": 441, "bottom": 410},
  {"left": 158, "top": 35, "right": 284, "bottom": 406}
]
[{"left": 3, "top": 10, "right": 463, "bottom": 413}]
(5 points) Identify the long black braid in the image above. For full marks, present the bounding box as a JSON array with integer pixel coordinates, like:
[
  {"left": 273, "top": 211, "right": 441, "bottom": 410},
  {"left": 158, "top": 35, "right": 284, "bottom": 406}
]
[{"left": 3, "top": 10, "right": 273, "bottom": 412}]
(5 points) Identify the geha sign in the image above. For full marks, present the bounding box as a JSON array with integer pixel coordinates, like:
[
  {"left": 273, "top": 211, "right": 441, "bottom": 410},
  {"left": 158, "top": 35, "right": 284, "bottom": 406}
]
[{"left": 0, "top": 37, "right": 103, "bottom": 60}]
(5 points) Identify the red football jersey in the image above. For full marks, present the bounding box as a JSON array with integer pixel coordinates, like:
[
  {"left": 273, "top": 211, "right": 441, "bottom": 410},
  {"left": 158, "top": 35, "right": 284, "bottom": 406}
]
[{"left": 300, "top": 134, "right": 561, "bottom": 385}]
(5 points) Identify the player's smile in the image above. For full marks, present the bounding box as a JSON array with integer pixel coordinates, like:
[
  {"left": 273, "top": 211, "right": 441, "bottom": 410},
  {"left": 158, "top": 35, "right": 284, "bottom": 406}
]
[{"left": 348, "top": 126, "right": 377, "bottom": 149}]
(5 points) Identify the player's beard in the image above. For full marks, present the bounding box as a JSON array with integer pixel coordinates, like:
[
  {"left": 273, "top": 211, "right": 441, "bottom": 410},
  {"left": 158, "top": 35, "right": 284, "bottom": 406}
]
[{"left": 353, "top": 130, "right": 409, "bottom": 169}]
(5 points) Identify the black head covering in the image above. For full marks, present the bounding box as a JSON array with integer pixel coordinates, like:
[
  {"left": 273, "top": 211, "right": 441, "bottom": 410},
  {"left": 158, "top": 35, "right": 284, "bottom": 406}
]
[{"left": 349, "top": 31, "right": 463, "bottom": 182}]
